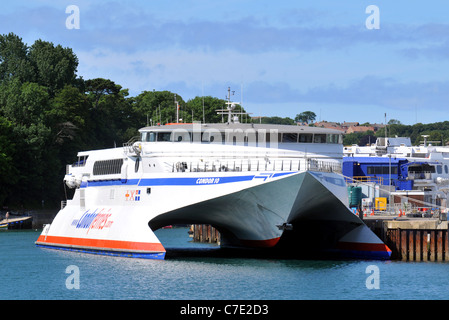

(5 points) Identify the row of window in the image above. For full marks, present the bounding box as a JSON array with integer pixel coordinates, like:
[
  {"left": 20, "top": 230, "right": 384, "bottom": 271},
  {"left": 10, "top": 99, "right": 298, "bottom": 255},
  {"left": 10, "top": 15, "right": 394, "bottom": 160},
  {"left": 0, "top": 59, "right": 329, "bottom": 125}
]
[
  {"left": 409, "top": 164, "right": 449, "bottom": 175},
  {"left": 367, "top": 166, "right": 398, "bottom": 175},
  {"left": 141, "top": 131, "right": 342, "bottom": 144},
  {"left": 368, "top": 164, "right": 449, "bottom": 176},
  {"left": 93, "top": 159, "right": 124, "bottom": 175}
]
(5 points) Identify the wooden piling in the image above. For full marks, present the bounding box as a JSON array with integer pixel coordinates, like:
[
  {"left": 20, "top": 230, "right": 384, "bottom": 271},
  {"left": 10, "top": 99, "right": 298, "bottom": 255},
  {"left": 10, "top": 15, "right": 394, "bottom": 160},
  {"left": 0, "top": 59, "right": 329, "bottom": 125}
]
[
  {"left": 415, "top": 231, "right": 421, "bottom": 261},
  {"left": 429, "top": 230, "right": 435, "bottom": 261},
  {"left": 437, "top": 230, "right": 443, "bottom": 262},
  {"left": 423, "top": 232, "right": 428, "bottom": 262},
  {"left": 446, "top": 231, "right": 449, "bottom": 261},
  {"left": 401, "top": 230, "right": 408, "bottom": 261},
  {"left": 192, "top": 224, "right": 221, "bottom": 244},
  {"left": 409, "top": 230, "right": 415, "bottom": 262}
]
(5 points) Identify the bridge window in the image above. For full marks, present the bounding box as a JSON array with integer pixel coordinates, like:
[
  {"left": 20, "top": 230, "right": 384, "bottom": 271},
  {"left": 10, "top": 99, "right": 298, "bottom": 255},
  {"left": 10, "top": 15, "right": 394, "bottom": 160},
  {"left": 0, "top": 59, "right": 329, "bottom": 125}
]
[
  {"left": 298, "top": 134, "right": 312, "bottom": 143},
  {"left": 313, "top": 134, "right": 326, "bottom": 143},
  {"left": 157, "top": 132, "right": 171, "bottom": 141},
  {"left": 282, "top": 133, "right": 298, "bottom": 142},
  {"left": 326, "top": 134, "right": 340, "bottom": 144},
  {"left": 141, "top": 132, "right": 156, "bottom": 142}
]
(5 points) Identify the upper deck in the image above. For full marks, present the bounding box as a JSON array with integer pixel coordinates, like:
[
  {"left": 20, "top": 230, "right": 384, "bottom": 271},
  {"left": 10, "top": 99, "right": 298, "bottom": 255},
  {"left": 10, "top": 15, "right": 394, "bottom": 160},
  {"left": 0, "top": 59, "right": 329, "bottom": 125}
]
[{"left": 138, "top": 122, "right": 343, "bottom": 146}]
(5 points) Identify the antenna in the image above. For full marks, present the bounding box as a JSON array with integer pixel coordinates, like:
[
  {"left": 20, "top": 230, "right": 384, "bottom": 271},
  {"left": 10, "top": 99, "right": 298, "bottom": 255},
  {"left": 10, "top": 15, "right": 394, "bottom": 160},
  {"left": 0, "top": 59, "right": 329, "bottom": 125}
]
[
  {"left": 174, "top": 94, "right": 179, "bottom": 123},
  {"left": 202, "top": 82, "right": 205, "bottom": 123},
  {"left": 216, "top": 87, "right": 251, "bottom": 124}
]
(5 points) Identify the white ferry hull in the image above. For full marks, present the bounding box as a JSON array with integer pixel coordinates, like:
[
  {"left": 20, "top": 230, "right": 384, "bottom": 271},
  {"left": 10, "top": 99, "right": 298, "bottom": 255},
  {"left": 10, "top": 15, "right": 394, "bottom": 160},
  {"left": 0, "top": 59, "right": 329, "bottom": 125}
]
[
  {"left": 36, "top": 206, "right": 166, "bottom": 259},
  {"left": 36, "top": 169, "right": 391, "bottom": 260}
]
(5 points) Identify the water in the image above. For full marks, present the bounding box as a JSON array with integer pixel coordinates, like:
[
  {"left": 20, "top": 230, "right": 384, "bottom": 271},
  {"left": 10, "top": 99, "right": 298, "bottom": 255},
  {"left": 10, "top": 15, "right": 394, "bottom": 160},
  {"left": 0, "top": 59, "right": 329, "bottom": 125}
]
[{"left": 2, "top": 228, "right": 449, "bottom": 300}]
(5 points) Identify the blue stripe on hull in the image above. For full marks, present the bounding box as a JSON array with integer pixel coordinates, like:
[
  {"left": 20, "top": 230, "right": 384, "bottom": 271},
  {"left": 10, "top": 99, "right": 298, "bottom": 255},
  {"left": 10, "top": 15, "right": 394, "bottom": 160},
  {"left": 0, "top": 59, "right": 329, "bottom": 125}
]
[{"left": 81, "top": 172, "right": 298, "bottom": 188}]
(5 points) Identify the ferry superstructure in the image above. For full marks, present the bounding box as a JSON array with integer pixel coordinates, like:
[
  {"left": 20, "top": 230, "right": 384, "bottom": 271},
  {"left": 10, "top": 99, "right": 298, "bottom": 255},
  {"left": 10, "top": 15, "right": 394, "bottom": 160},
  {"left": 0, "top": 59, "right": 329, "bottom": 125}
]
[{"left": 36, "top": 118, "right": 391, "bottom": 259}]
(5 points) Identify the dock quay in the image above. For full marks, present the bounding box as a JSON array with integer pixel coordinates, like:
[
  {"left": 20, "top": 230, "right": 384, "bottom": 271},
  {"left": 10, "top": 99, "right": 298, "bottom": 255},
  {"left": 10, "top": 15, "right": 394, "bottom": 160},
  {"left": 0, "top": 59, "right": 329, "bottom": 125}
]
[
  {"left": 364, "top": 215, "right": 449, "bottom": 261},
  {"left": 190, "top": 224, "right": 221, "bottom": 245}
]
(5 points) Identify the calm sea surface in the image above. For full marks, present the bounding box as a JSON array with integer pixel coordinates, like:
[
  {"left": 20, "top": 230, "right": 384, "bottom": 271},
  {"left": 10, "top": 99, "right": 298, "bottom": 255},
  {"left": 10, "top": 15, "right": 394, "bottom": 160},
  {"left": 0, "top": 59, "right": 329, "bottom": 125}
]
[{"left": 2, "top": 228, "right": 449, "bottom": 300}]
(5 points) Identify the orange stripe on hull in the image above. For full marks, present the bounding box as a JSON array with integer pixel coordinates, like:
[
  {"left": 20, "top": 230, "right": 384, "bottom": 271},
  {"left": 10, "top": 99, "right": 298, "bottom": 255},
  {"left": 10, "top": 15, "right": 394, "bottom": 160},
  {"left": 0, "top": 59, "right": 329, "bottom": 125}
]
[{"left": 36, "top": 235, "right": 166, "bottom": 253}]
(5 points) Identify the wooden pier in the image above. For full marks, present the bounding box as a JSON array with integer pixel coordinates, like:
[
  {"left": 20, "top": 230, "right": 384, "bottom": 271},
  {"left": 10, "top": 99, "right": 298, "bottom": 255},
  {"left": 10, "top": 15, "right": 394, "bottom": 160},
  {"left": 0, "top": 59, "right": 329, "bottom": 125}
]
[
  {"left": 191, "top": 224, "right": 221, "bottom": 245},
  {"left": 365, "top": 216, "right": 449, "bottom": 262},
  {"left": 0, "top": 216, "right": 33, "bottom": 230}
]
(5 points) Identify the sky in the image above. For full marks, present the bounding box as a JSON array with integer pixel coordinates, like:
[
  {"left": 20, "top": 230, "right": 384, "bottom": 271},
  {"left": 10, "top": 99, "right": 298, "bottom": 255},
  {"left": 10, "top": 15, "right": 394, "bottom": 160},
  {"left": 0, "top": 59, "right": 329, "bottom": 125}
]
[{"left": 1, "top": 0, "right": 449, "bottom": 125}]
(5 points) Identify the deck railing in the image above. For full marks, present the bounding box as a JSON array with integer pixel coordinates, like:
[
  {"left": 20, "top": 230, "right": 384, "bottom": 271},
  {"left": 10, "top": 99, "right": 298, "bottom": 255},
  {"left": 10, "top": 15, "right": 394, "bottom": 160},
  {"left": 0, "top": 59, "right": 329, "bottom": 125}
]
[{"left": 168, "top": 158, "right": 342, "bottom": 174}]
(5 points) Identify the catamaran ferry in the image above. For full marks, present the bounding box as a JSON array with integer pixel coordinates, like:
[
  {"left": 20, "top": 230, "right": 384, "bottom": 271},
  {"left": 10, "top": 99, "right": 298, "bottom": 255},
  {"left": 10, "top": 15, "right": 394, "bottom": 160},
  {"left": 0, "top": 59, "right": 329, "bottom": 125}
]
[{"left": 36, "top": 104, "right": 391, "bottom": 259}]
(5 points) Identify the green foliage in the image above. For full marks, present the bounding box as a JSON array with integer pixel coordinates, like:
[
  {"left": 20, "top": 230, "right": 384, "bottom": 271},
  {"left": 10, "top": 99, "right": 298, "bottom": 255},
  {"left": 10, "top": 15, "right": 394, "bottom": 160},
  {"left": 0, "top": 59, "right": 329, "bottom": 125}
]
[
  {"left": 252, "top": 116, "right": 295, "bottom": 125},
  {"left": 186, "top": 96, "right": 228, "bottom": 123},
  {"left": 28, "top": 39, "right": 78, "bottom": 96},
  {"left": 343, "top": 131, "right": 376, "bottom": 146},
  {"left": 0, "top": 33, "right": 36, "bottom": 83},
  {"left": 295, "top": 111, "right": 316, "bottom": 124},
  {"left": 133, "top": 90, "right": 186, "bottom": 126},
  {"left": 0, "top": 116, "right": 18, "bottom": 205}
]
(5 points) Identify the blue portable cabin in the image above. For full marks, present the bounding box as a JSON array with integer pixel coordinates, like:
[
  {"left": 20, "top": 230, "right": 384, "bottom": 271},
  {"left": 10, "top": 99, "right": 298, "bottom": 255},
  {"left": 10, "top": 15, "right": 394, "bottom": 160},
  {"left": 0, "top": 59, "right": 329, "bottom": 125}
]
[{"left": 342, "top": 156, "right": 413, "bottom": 191}]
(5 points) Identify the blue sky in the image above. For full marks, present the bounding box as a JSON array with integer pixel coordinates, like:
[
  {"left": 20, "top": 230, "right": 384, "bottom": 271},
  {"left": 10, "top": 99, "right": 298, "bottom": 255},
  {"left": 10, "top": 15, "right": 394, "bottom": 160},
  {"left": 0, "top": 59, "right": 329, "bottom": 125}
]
[{"left": 1, "top": 1, "right": 449, "bottom": 125}]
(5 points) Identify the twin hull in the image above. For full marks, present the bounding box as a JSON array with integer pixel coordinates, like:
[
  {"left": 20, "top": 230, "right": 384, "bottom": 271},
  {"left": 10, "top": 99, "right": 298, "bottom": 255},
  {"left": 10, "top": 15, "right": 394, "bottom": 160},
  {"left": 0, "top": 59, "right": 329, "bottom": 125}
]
[{"left": 36, "top": 169, "right": 391, "bottom": 260}]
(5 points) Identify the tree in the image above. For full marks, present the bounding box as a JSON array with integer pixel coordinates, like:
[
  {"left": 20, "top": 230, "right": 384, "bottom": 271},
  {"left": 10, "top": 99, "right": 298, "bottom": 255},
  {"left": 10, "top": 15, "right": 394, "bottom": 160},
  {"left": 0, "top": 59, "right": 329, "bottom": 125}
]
[
  {"left": 0, "top": 32, "right": 36, "bottom": 83},
  {"left": 28, "top": 39, "right": 78, "bottom": 96},
  {"left": 186, "top": 96, "right": 228, "bottom": 124},
  {"left": 47, "top": 84, "right": 90, "bottom": 148},
  {"left": 388, "top": 119, "right": 402, "bottom": 125},
  {"left": 133, "top": 90, "right": 186, "bottom": 126},
  {"left": 85, "top": 78, "right": 120, "bottom": 109},
  {"left": 0, "top": 79, "right": 49, "bottom": 126},
  {"left": 295, "top": 111, "right": 316, "bottom": 124},
  {"left": 84, "top": 79, "right": 134, "bottom": 147},
  {"left": 253, "top": 116, "right": 295, "bottom": 125},
  {"left": 0, "top": 116, "right": 18, "bottom": 205}
]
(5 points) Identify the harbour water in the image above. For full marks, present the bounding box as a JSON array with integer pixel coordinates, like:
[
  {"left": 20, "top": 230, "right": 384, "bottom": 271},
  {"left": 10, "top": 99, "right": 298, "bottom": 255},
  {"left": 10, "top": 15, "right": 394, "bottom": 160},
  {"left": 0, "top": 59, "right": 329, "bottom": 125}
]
[{"left": 2, "top": 227, "right": 449, "bottom": 301}]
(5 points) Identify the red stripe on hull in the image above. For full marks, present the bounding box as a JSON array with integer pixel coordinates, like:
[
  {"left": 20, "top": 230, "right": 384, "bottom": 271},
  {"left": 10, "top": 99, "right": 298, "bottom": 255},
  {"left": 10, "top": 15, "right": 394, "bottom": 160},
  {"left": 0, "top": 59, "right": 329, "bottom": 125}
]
[
  {"left": 337, "top": 241, "right": 391, "bottom": 253},
  {"left": 36, "top": 235, "right": 166, "bottom": 253},
  {"left": 240, "top": 237, "right": 280, "bottom": 248}
]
